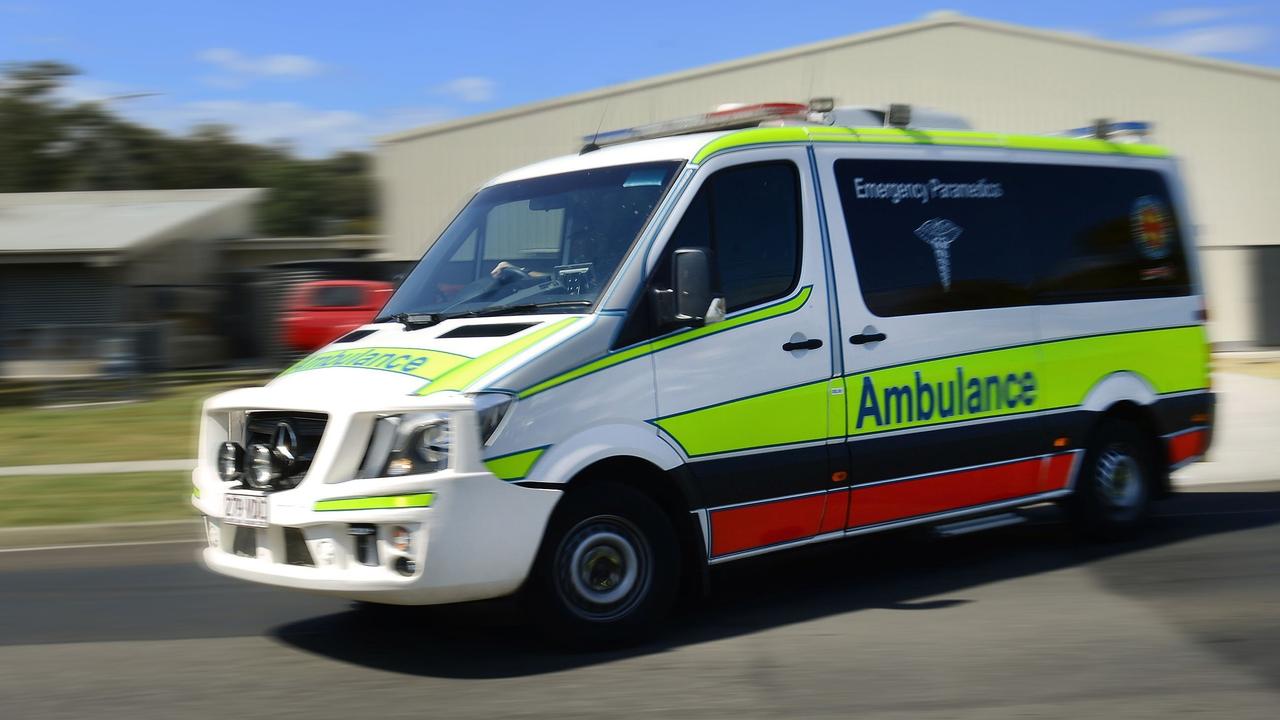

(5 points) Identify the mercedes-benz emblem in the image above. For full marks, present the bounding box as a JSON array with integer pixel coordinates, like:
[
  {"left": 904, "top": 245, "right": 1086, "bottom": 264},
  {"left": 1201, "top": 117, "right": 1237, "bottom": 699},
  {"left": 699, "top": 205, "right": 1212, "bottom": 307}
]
[{"left": 272, "top": 422, "right": 298, "bottom": 465}]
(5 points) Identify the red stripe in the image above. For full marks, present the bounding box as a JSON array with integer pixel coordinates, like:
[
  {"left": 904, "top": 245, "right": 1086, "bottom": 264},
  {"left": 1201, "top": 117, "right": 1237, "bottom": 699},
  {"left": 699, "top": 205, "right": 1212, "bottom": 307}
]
[
  {"left": 1168, "top": 429, "right": 1205, "bottom": 465},
  {"left": 708, "top": 452, "right": 1078, "bottom": 557},
  {"left": 847, "top": 457, "right": 1043, "bottom": 529},
  {"left": 710, "top": 494, "right": 825, "bottom": 557},
  {"left": 819, "top": 489, "right": 850, "bottom": 534},
  {"left": 1040, "top": 452, "right": 1077, "bottom": 492}
]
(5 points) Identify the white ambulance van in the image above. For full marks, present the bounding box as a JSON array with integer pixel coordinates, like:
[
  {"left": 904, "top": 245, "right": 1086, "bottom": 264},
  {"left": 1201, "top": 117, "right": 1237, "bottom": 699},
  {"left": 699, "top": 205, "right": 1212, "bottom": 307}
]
[{"left": 194, "top": 102, "right": 1214, "bottom": 645}]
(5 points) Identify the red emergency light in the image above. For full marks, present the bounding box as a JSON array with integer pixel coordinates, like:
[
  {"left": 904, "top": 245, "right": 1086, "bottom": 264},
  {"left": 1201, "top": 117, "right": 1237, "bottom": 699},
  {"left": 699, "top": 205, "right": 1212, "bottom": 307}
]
[{"left": 584, "top": 102, "right": 809, "bottom": 150}]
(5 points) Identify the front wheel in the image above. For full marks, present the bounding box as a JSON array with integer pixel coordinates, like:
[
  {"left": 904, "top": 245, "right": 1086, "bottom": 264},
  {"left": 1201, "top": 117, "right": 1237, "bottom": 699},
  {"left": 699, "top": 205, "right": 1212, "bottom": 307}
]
[
  {"left": 1067, "top": 418, "right": 1156, "bottom": 538},
  {"left": 523, "top": 482, "right": 679, "bottom": 649}
]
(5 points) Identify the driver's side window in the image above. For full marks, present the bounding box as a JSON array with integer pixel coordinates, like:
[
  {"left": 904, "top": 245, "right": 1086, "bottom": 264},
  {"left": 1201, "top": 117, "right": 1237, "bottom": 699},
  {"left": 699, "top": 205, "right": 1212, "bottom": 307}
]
[{"left": 619, "top": 160, "right": 801, "bottom": 346}]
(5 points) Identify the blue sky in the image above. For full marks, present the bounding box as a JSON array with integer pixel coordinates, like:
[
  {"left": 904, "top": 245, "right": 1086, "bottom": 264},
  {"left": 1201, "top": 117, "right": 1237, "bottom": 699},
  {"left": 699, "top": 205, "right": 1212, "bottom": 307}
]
[{"left": 2, "top": 1, "right": 1276, "bottom": 156}]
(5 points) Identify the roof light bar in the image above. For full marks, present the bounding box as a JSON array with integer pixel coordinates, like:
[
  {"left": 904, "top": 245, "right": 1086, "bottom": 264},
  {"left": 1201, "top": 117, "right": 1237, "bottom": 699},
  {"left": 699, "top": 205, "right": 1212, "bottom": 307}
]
[
  {"left": 1060, "top": 120, "right": 1153, "bottom": 143},
  {"left": 583, "top": 102, "right": 808, "bottom": 150}
]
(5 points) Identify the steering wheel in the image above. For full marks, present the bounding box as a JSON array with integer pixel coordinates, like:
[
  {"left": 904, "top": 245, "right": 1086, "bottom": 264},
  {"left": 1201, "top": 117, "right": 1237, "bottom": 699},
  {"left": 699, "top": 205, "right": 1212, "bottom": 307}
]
[{"left": 494, "top": 263, "right": 532, "bottom": 285}]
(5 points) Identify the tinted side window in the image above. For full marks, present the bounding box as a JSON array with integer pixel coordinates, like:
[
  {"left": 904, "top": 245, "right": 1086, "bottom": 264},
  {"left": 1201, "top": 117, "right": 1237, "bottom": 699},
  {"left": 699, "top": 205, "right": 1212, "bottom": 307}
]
[
  {"left": 1028, "top": 166, "right": 1190, "bottom": 302},
  {"left": 835, "top": 159, "right": 1030, "bottom": 316},
  {"left": 834, "top": 159, "right": 1192, "bottom": 317},
  {"left": 668, "top": 161, "right": 802, "bottom": 312}
]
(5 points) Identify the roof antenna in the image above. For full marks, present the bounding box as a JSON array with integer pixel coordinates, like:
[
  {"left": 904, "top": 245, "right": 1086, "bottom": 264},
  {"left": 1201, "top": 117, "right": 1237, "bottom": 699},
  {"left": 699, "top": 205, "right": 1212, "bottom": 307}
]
[{"left": 580, "top": 101, "right": 611, "bottom": 154}]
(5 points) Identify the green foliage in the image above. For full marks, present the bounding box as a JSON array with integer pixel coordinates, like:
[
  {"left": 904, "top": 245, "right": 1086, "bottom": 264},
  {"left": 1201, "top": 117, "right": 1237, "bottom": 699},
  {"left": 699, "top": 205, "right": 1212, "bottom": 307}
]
[
  {"left": 0, "top": 61, "right": 375, "bottom": 236},
  {"left": 0, "top": 472, "right": 192, "bottom": 527}
]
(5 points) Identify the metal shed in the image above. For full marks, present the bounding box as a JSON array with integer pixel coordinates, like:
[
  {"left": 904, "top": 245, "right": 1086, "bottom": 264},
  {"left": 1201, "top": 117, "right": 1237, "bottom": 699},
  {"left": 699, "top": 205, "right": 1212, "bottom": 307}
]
[{"left": 376, "top": 13, "right": 1280, "bottom": 347}]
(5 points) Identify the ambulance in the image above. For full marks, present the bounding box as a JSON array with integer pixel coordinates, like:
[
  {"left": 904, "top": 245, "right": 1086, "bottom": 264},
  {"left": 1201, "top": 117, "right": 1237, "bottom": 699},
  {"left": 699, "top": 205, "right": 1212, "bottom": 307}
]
[{"left": 194, "top": 101, "right": 1214, "bottom": 645}]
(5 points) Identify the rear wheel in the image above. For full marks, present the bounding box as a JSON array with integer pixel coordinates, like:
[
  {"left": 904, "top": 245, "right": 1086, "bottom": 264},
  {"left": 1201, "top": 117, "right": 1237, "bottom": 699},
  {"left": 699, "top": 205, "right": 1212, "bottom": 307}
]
[
  {"left": 1068, "top": 418, "right": 1156, "bottom": 538},
  {"left": 524, "top": 482, "right": 679, "bottom": 648}
]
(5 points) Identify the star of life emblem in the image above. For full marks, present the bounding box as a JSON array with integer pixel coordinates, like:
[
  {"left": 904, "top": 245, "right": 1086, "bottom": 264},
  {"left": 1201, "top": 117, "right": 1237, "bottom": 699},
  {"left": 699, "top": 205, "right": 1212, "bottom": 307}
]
[{"left": 914, "top": 218, "right": 963, "bottom": 290}]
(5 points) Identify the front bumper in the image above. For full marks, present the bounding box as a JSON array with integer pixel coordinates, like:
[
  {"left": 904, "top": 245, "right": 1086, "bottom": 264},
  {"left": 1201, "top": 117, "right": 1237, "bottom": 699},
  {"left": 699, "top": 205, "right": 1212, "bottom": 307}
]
[
  {"left": 193, "top": 384, "right": 562, "bottom": 605},
  {"left": 196, "top": 468, "right": 562, "bottom": 605}
]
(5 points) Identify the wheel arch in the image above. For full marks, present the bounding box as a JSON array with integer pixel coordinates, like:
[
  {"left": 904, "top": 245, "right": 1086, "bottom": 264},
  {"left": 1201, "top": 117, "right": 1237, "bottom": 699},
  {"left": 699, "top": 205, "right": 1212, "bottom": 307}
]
[
  {"left": 1079, "top": 374, "right": 1171, "bottom": 496},
  {"left": 557, "top": 455, "right": 709, "bottom": 599}
]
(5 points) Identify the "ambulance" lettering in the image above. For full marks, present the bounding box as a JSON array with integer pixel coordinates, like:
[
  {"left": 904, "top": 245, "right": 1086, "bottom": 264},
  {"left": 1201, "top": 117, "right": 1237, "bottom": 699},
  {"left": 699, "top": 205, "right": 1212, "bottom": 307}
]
[{"left": 855, "top": 368, "right": 1037, "bottom": 429}]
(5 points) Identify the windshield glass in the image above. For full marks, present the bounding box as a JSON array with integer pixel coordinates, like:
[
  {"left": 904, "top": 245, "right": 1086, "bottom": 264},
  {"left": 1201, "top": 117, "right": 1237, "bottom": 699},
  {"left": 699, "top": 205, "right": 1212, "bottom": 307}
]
[{"left": 379, "top": 161, "right": 683, "bottom": 319}]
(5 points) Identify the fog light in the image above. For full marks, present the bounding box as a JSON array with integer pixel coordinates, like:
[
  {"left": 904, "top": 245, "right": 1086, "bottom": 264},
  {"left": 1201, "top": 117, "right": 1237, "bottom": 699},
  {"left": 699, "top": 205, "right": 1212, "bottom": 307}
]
[
  {"left": 204, "top": 517, "right": 219, "bottom": 548},
  {"left": 390, "top": 526, "right": 412, "bottom": 553},
  {"left": 394, "top": 556, "right": 416, "bottom": 576},
  {"left": 385, "top": 457, "right": 414, "bottom": 476},
  {"left": 247, "top": 443, "right": 278, "bottom": 489},
  {"left": 218, "top": 442, "right": 244, "bottom": 482}
]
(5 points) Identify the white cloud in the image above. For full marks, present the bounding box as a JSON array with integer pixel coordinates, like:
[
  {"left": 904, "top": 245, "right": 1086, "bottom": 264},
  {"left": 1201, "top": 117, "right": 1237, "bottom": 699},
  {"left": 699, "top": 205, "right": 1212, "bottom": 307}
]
[
  {"left": 435, "top": 76, "right": 495, "bottom": 103},
  {"left": 1136, "top": 24, "right": 1269, "bottom": 54},
  {"left": 198, "top": 48, "right": 323, "bottom": 80},
  {"left": 1146, "top": 6, "right": 1251, "bottom": 27}
]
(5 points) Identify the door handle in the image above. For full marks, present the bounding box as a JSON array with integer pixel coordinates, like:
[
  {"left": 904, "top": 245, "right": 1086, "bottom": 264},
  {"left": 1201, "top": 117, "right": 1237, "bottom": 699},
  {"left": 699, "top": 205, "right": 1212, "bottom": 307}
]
[
  {"left": 849, "top": 332, "right": 887, "bottom": 345},
  {"left": 782, "top": 338, "right": 824, "bottom": 352}
]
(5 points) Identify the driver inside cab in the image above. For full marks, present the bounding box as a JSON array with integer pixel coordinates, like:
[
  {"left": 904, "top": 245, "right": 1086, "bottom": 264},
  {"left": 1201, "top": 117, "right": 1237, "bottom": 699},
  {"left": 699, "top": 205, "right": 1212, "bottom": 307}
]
[{"left": 489, "top": 190, "right": 641, "bottom": 296}]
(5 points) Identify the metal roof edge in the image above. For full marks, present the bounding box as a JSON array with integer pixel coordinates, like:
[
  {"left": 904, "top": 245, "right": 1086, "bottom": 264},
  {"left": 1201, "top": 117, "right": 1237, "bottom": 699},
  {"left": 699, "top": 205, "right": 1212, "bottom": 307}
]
[
  {"left": 374, "top": 17, "right": 956, "bottom": 145},
  {"left": 0, "top": 187, "right": 268, "bottom": 206},
  {"left": 121, "top": 188, "right": 268, "bottom": 257},
  {"left": 375, "top": 14, "right": 1280, "bottom": 147},
  {"left": 948, "top": 15, "right": 1280, "bottom": 82}
]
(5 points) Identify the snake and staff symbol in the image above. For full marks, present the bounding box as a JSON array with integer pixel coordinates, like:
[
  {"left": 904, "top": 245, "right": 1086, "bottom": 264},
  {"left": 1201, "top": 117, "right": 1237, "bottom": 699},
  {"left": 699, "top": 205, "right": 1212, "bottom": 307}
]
[{"left": 914, "top": 218, "right": 963, "bottom": 290}]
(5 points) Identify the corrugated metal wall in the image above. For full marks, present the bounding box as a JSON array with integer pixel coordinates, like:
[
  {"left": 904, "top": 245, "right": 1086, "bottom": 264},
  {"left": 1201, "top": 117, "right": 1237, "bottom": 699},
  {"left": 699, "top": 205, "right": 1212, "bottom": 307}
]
[
  {"left": 376, "top": 18, "right": 1280, "bottom": 346},
  {"left": 0, "top": 264, "right": 123, "bottom": 361}
]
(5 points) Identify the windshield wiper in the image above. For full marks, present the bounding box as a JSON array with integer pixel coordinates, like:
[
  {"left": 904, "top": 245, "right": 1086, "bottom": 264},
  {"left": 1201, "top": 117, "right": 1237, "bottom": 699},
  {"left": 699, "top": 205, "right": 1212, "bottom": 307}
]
[
  {"left": 386, "top": 301, "right": 591, "bottom": 330},
  {"left": 455, "top": 300, "right": 592, "bottom": 318}
]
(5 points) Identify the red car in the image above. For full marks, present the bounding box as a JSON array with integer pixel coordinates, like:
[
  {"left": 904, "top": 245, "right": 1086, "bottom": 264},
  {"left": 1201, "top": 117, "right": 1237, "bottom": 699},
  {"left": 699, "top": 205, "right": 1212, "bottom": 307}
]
[{"left": 282, "top": 280, "right": 394, "bottom": 353}]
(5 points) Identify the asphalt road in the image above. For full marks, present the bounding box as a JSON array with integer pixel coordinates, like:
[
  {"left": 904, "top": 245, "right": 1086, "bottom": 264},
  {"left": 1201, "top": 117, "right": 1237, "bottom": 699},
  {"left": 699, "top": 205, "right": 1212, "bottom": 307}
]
[{"left": 1, "top": 481, "right": 1277, "bottom": 720}]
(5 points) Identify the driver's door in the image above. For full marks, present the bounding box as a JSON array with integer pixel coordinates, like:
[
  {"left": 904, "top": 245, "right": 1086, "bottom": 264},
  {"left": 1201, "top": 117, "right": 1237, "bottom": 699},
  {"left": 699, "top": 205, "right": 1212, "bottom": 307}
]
[{"left": 644, "top": 148, "right": 843, "bottom": 561}]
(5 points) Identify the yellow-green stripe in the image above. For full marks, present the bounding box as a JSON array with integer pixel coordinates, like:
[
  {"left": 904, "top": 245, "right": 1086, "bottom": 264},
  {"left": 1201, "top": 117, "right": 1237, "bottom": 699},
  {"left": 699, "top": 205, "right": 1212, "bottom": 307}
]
[
  {"left": 281, "top": 346, "right": 472, "bottom": 380},
  {"left": 314, "top": 493, "right": 435, "bottom": 511},
  {"left": 415, "top": 317, "right": 580, "bottom": 396},
  {"left": 519, "top": 286, "right": 813, "bottom": 399},
  {"left": 692, "top": 126, "right": 1170, "bottom": 164},
  {"left": 484, "top": 447, "right": 547, "bottom": 481},
  {"left": 652, "top": 325, "right": 1208, "bottom": 457},
  {"left": 654, "top": 379, "right": 831, "bottom": 457}
]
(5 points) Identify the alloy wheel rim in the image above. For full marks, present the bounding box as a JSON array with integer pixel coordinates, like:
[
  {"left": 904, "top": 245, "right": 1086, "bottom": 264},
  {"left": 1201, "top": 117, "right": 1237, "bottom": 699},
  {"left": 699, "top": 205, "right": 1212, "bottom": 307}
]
[{"left": 1096, "top": 446, "right": 1144, "bottom": 509}]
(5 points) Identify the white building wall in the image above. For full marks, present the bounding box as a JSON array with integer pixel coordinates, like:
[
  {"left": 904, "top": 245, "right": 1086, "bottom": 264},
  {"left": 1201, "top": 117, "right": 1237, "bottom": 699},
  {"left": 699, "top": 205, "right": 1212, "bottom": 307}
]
[{"left": 376, "top": 16, "right": 1280, "bottom": 346}]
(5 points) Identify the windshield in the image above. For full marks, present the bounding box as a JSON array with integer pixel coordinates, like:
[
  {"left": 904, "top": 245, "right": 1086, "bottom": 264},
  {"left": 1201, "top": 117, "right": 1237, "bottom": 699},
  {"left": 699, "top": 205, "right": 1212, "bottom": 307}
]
[{"left": 379, "top": 161, "right": 683, "bottom": 320}]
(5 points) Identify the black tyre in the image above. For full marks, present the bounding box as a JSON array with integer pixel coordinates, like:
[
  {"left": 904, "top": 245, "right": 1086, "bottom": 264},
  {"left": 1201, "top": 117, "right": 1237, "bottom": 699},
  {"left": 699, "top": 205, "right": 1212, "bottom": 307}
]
[
  {"left": 1067, "top": 417, "right": 1156, "bottom": 538},
  {"left": 523, "top": 482, "right": 680, "bottom": 649}
]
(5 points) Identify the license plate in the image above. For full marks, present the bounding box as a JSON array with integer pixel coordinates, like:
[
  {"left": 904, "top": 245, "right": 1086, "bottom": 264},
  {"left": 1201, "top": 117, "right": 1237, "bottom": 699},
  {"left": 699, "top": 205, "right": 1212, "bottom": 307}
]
[{"left": 224, "top": 491, "right": 269, "bottom": 528}]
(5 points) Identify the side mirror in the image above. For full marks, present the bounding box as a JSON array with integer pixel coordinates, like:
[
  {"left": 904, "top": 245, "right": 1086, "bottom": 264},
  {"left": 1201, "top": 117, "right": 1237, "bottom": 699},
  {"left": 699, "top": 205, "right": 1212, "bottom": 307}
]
[{"left": 653, "top": 247, "right": 723, "bottom": 328}]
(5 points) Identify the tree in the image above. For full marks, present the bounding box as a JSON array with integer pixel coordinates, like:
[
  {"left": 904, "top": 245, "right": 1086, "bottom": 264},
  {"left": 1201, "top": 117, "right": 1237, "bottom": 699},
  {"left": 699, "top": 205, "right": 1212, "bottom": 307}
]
[
  {"left": 0, "top": 61, "right": 80, "bottom": 191},
  {"left": 0, "top": 61, "right": 376, "bottom": 235}
]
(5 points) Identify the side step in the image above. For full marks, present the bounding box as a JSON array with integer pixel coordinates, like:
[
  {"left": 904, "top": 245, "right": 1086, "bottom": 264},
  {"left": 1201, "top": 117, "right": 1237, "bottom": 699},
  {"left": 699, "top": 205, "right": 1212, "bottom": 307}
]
[{"left": 932, "top": 512, "right": 1026, "bottom": 538}]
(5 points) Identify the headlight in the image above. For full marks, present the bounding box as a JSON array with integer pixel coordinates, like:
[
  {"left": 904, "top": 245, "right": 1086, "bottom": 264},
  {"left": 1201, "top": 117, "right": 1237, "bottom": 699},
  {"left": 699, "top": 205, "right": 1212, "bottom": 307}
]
[
  {"left": 469, "top": 392, "right": 514, "bottom": 445},
  {"left": 218, "top": 442, "right": 244, "bottom": 482},
  {"left": 247, "top": 443, "right": 279, "bottom": 488},
  {"left": 357, "top": 412, "right": 451, "bottom": 478},
  {"left": 411, "top": 421, "right": 451, "bottom": 466}
]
